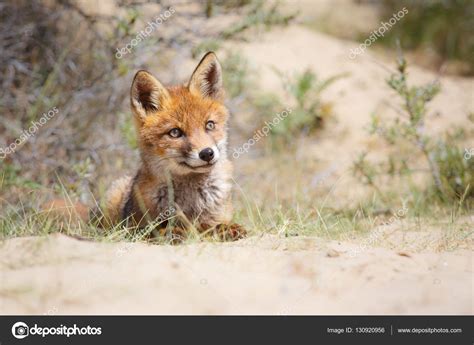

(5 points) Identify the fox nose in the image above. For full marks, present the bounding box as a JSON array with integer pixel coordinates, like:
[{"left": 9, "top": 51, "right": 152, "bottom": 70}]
[{"left": 199, "top": 147, "right": 214, "bottom": 162}]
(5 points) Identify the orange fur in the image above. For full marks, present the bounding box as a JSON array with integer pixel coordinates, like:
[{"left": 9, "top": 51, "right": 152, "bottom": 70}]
[
  {"left": 42, "top": 199, "right": 89, "bottom": 224},
  {"left": 47, "top": 52, "right": 245, "bottom": 241}
]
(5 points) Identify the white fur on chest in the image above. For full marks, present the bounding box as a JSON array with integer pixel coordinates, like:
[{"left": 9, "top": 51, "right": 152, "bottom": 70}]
[{"left": 155, "top": 164, "right": 232, "bottom": 223}]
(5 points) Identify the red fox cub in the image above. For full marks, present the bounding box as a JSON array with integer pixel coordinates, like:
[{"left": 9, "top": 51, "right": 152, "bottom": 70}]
[
  {"left": 95, "top": 52, "right": 245, "bottom": 240},
  {"left": 46, "top": 52, "right": 245, "bottom": 241}
]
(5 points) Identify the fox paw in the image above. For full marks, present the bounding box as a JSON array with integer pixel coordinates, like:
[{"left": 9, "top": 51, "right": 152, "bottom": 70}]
[
  {"left": 215, "top": 223, "right": 247, "bottom": 241},
  {"left": 157, "top": 226, "right": 187, "bottom": 244}
]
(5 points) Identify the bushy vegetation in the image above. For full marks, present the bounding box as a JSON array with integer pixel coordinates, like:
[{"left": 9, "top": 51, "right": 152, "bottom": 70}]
[
  {"left": 220, "top": 0, "right": 297, "bottom": 39},
  {"left": 254, "top": 69, "right": 343, "bottom": 148},
  {"left": 193, "top": 0, "right": 297, "bottom": 57},
  {"left": 218, "top": 54, "right": 343, "bottom": 150},
  {"left": 279, "top": 69, "right": 342, "bottom": 133},
  {"left": 0, "top": 0, "right": 136, "bottom": 201},
  {"left": 380, "top": 0, "right": 474, "bottom": 75},
  {"left": 353, "top": 55, "right": 473, "bottom": 208},
  {"left": 221, "top": 51, "right": 253, "bottom": 99}
]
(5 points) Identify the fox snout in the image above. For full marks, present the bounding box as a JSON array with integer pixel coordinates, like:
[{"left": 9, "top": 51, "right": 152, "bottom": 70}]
[
  {"left": 199, "top": 147, "right": 214, "bottom": 162},
  {"left": 180, "top": 144, "right": 220, "bottom": 169}
]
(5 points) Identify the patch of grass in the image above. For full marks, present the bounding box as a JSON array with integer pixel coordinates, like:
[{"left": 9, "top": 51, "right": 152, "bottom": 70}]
[
  {"left": 232, "top": 158, "right": 472, "bottom": 253},
  {"left": 233, "top": 197, "right": 369, "bottom": 240},
  {"left": 0, "top": 163, "right": 42, "bottom": 190},
  {"left": 1, "top": 160, "right": 470, "bottom": 252}
]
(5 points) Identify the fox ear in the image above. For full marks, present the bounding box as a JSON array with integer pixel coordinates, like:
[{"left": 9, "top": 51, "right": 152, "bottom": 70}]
[
  {"left": 131, "top": 70, "right": 170, "bottom": 120},
  {"left": 188, "top": 52, "right": 224, "bottom": 101}
]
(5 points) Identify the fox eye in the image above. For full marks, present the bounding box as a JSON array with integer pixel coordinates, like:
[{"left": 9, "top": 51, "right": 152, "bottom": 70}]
[
  {"left": 206, "top": 121, "right": 215, "bottom": 130},
  {"left": 168, "top": 128, "right": 183, "bottom": 138}
]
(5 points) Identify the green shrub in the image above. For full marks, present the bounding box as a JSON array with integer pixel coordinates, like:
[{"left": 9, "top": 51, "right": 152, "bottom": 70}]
[
  {"left": 380, "top": 0, "right": 474, "bottom": 75},
  {"left": 221, "top": 0, "right": 297, "bottom": 39},
  {"left": 258, "top": 69, "right": 343, "bottom": 147},
  {"left": 353, "top": 55, "right": 473, "bottom": 205},
  {"left": 433, "top": 136, "right": 473, "bottom": 201},
  {"left": 192, "top": 40, "right": 222, "bottom": 59},
  {"left": 221, "top": 51, "right": 253, "bottom": 98}
]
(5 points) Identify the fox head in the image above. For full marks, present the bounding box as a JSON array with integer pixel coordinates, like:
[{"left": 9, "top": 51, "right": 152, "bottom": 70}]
[{"left": 130, "top": 52, "right": 229, "bottom": 176}]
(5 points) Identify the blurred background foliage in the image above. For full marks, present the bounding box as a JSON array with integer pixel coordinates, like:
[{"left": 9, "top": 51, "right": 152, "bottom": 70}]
[
  {"left": 380, "top": 0, "right": 474, "bottom": 75},
  {"left": 0, "top": 0, "right": 472, "bottom": 240}
]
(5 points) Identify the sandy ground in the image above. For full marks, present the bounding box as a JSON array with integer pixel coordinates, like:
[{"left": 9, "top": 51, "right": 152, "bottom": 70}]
[
  {"left": 1, "top": 2, "right": 473, "bottom": 315},
  {"left": 0, "top": 233, "right": 472, "bottom": 315}
]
